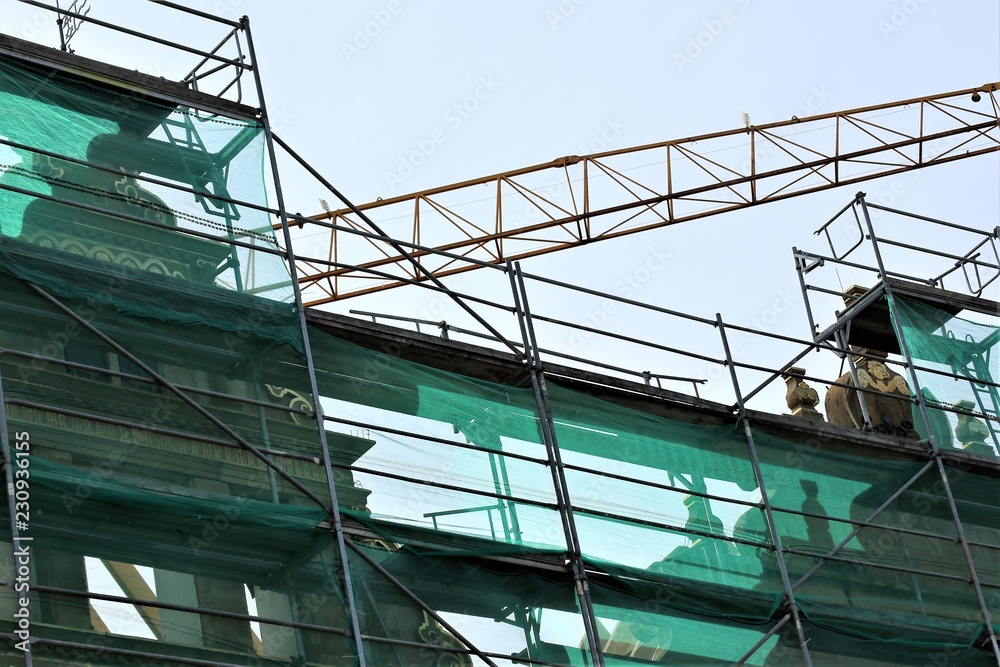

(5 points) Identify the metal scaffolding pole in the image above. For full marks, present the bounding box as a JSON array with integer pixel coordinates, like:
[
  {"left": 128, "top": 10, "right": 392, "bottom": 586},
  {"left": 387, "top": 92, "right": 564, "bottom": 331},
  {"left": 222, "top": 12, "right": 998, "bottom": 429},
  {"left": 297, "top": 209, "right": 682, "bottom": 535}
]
[
  {"left": 834, "top": 328, "right": 875, "bottom": 430},
  {"left": 716, "top": 314, "right": 814, "bottom": 667},
  {"left": 509, "top": 262, "right": 605, "bottom": 666},
  {"left": 241, "top": 16, "right": 368, "bottom": 665},
  {"left": 24, "top": 282, "right": 331, "bottom": 513},
  {"left": 856, "top": 192, "right": 1000, "bottom": 662},
  {"left": 344, "top": 538, "right": 500, "bottom": 667}
]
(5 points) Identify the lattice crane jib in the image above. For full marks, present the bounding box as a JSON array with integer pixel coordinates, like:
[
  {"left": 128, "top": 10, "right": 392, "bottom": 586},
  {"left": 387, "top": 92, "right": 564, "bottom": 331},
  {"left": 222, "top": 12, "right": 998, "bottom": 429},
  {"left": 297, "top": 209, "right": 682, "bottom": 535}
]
[{"left": 283, "top": 82, "right": 1000, "bottom": 306}]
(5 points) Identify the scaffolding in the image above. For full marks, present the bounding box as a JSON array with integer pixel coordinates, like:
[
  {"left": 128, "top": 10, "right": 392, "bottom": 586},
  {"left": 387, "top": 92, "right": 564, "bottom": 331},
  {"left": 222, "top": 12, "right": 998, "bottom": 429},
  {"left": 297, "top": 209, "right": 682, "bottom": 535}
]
[{"left": 0, "top": 3, "right": 999, "bottom": 666}]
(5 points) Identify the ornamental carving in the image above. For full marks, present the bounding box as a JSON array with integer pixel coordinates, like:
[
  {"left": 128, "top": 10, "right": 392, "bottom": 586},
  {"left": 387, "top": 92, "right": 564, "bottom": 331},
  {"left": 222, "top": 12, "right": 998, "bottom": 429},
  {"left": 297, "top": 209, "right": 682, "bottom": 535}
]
[
  {"left": 825, "top": 351, "right": 915, "bottom": 437},
  {"left": 264, "top": 384, "right": 313, "bottom": 424},
  {"left": 417, "top": 611, "right": 473, "bottom": 667}
]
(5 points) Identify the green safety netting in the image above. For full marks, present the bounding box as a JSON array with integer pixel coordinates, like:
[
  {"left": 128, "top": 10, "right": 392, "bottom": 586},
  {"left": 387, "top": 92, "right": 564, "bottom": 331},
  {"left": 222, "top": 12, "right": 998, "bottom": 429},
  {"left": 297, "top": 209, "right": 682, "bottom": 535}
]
[
  {"left": 0, "top": 187, "right": 373, "bottom": 662},
  {"left": 734, "top": 620, "right": 993, "bottom": 666},
  {"left": 1, "top": 522, "right": 359, "bottom": 667},
  {"left": 0, "top": 50, "right": 997, "bottom": 666},
  {"left": 0, "top": 55, "right": 291, "bottom": 301},
  {"left": 949, "top": 468, "right": 1000, "bottom": 636},
  {"left": 588, "top": 576, "right": 795, "bottom": 666},
  {"left": 306, "top": 331, "right": 999, "bottom": 656},
  {"left": 1, "top": 249, "right": 997, "bottom": 663},
  {"left": 347, "top": 541, "right": 592, "bottom": 666},
  {"left": 0, "top": 455, "right": 327, "bottom": 581},
  {"left": 309, "top": 331, "right": 764, "bottom": 561},
  {"left": 1, "top": 291, "right": 997, "bottom": 664},
  {"left": 0, "top": 236, "right": 302, "bottom": 351},
  {"left": 0, "top": 268, "right": 346, "bottom": 501},
  {"left": 888, "top": 295, "right": 1000, "bottom": 458},
  {"left": 753, "top": 430, "right": 993, "bottom": 647},
  {"left": 590, "top": 567, "right": 993, "bottom": 664}
]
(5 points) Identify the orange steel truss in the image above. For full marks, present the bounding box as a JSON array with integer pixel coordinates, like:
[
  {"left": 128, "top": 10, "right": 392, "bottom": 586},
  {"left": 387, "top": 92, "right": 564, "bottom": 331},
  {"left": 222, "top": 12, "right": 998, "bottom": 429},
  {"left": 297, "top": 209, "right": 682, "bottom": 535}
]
[{"left": 288, "top": 82, "right": 1000, "bottom": 305}]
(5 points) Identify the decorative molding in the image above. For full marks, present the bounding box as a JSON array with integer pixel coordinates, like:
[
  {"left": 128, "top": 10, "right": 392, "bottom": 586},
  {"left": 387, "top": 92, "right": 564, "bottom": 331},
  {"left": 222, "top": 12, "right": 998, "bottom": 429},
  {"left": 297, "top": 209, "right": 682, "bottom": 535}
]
[{"left": 417, "top": 611, "right": 473, "bottom": 667}]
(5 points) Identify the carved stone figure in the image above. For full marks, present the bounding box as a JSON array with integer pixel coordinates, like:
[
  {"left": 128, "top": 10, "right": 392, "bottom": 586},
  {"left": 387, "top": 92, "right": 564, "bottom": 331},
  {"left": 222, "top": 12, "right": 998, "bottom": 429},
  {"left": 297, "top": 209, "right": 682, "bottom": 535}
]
[
  {"left": 783, "top": 367, "right": 824, "bottom": 421},
  {"left": 954, "top": 400, "right": 995, "bottom": 456},
  {"left": 825, "top": 349, "right": 915, "bottom": 437}
]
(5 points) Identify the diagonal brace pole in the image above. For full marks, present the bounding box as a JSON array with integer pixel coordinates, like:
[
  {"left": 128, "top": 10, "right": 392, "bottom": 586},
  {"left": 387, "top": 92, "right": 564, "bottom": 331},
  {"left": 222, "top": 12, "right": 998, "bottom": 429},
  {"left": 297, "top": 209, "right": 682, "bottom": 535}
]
[
  {"left": 344, "top": 538, "right": 500, "bottom": 667},
  {"left": 735, "top": 613, "right": 791, "bottom": 666},
  {"left": 271, "top": 132, "right": 524, "bottom": 360},
  {"left": 716, "top": 314, "right": 813, "bottom": 667},
  {"left": 789, "top": 458, "right": 935, "bottom": 592},
  {"left": 24, "top": 282, "right": 334, "bottom": 515}
]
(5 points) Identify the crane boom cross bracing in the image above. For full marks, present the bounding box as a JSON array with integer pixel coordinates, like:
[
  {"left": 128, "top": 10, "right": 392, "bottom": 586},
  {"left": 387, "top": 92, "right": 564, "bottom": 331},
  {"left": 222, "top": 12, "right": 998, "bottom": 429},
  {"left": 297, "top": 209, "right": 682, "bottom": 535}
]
[{"left": 286, "top": 82, "right": 1000, "bottom": 306}]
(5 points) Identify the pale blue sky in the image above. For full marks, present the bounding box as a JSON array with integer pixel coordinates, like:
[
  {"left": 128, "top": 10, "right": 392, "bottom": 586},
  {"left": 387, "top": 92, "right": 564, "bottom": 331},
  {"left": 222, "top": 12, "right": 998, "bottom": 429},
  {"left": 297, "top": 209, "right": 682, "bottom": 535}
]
[{"left": 1, "top": 1, "right": 998, "bottom": 656}]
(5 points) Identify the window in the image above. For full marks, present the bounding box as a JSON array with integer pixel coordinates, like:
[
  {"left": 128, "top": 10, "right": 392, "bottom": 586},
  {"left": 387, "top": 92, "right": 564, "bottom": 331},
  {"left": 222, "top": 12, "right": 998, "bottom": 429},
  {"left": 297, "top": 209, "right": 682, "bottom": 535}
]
[{"left": 65, "top": 341, "right": 111, "bottom": 382}]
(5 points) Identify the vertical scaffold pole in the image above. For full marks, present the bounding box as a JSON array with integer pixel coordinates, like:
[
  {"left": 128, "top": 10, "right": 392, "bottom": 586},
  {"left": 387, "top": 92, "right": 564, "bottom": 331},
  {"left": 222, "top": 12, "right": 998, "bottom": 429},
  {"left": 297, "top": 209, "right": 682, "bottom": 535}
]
[
  {"left": 792, "top": 248, "right": 819, "bottom": 341},
  {"left": 251, "top": 364, "right": 309, "bottom": 661},
  {"left": 0, "top": 363, "right": 33, "bottom": 666},
  {"left": 508, "top": 262, "right": 605, "bottom": 666},
  {"left": 241, "top": 18, "right": 368, "bottom": 666},
  {"left": 856, "top": 193, "right": 1000, "bottom": 661},
  {"left": 716, "top": 314, "right": 814, "bottom": 667},
  {"left": 854, "top": 194, "right": 938, "bottom": 449},
  {"left": 834, "top": 328, "right": 874, "bottom": 430}
]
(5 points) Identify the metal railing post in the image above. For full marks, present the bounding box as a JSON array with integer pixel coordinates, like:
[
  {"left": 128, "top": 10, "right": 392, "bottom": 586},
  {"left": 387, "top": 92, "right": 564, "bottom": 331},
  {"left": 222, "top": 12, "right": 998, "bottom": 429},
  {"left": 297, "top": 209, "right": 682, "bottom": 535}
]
[
  {"left": 716, "top": 314, "right": 814, "bottom": 667},
  {"left": 242, "top": 17, "right": 367, "bottom": 665},
  {"left": 856, "top": 192, "right": 1000, "bottom": 660},
  {"left": 508, "top": 262, "right": 605, "bottom": 666}
]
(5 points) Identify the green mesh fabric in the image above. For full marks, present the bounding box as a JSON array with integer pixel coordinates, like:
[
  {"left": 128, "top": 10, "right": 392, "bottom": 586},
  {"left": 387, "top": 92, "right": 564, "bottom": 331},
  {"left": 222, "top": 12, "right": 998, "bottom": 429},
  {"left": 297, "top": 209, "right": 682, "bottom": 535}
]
[
  {"left": 0, "top": 55, "right": 291, "bottom": 302},
  {"left": 0, "top": 236, "right": 303, "bottom": 351},
  {"left": 348, "top": 542, "right": 592, "bottom": 666},
  {"left": 307, "top": 329, "right": 999, "bottom": 655},
  {"left": 588, "top": 576, "right": 792, "bottom": 666},
  {"left": 0, "top": 261, "right": 366, "bottom": 665},
  {"left": 2, "top": 456, "right": 327, "bottom": 579},
  {"left": 949, "top": 468, "right": 1000, "bottom": 637},
  {"left": 753, "top": 430, "right": 992, "bottom": 647},
  {"left": 1, "top": 520, "right": 358, "bottom": 666},
  {"left": 0, "top": 52, "right": 364, "bottom": 667},
  {"left": 2, "top": 267, "right": 997, "bottom": 663},
  {"left": 310, "top": 330, "right": 761, "bottom": 560},
  {"left": 743, "top": 621, "right": 992, "bottom": 666},
  {"left": 888, "top": 295, "right": 1000, "bottom": 458},
  {"left": 1, "top": 51, "right": 998, "bottom": 665}
]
